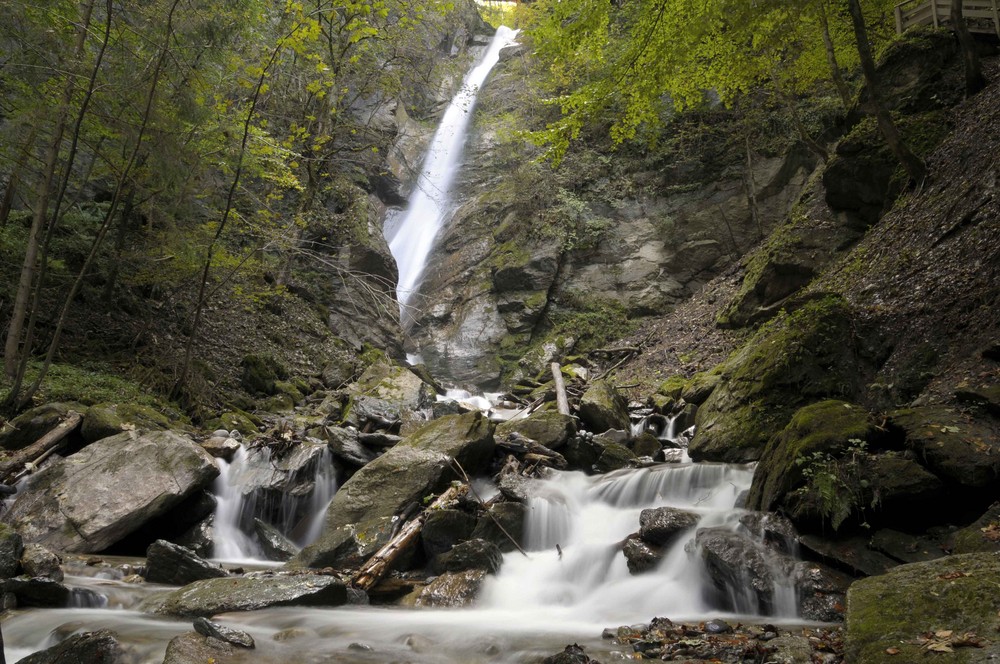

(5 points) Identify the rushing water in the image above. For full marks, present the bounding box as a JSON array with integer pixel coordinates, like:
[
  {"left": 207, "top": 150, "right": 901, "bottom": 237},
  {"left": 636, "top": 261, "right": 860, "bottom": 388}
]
[{"left": 384, "top": 26, "right": 520, "bottom": 318}]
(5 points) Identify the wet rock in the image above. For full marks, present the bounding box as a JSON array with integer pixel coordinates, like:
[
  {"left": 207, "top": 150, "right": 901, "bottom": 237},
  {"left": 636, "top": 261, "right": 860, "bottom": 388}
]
[
  {"left": 0, "top": 522, "right": 24, "bottom": 578},
  {"left": 738, "top": 512, "right": 799, "bottom": 554},
  {"left": 3, "top": 430, "right": 219, "bottom": 553},
  {"left": 798, "top": 534, "right": 897, "bottom": 577},
  {"left": 144, "top": 540, "right": 228, "bottom": 586},
  {"left": 889, "top": 405, "right": 1000, "bottom": 488},
  {"left": 19, "top": 543, "right": 63, "bottom": 582},
  {"left": 0, "top": 576, "right": 102, "bottom": 608},
  {"left": 293, "top": 412, "right": 494, "bottom": 568},
  {"left": 869, "top": 528, "right": 945, "bottom": 564},
  {"left": 16, "top": 629, "right": 123, "bottom": 664},
  {"left": 704, "top": 619, "right": 733, "bottom": 634},
  {"left": 415, "top": 569, "right": 487, "bottom": 607},
  {"left": 792, "top": 560, "right": 852, "bottom": 622},
  {"left": 470, "top": 502, "right": 526, "bottom": 553},
  {"left": 422, "top": 509, "right": 477, "bottom": 559},
  {"left": 357, "top": 431, "right": 402, "bottom": 448},
  {"left": 845, "top": 552, "right": 1000, "bottom": 663},
  {"left": 152, "top": 573, "right": 348, "bottom": 617},
  {"left": 622, "top": 534, "right": 664, "bottom": 574},
  {"left": 578, "top": 381, "right": 629, "bottom": 433},
  {"left": 541, "top": 644, "right": 602, "bottom": 664},
  {"left": 162, "top": 631, "right": 236, "bottom": 664},
  {"left": 200, "top": 436, "right": 241, "bottom": 461},
  {"left": 174, "top": 515, "right": 215, "bottom": 558},
  {"left": 193, "top": 617, "right": 255, "bottom": 648},
  {"left": 630, "top": 432, "right": 661, "bottom": 458},
  {"left": 0, "top": 402, "right": 80, "bottom": 451},
  {"left": 496, "top": 411, "right": 576, "bottom": 451},
  {"left": 433, "top": 538, "right": 503, "bottom": 574},
  {"left": 497, "top": 472, "right": 535, "bottom": 502},
  {"left": 956, "top": 385, "right": 1000, "bottom": 416},
  {"left": 594, "top": 441, "right": 636, "bottom": 473},
  {"left": 323, "top": 426, "right": 378, "bottom": 468},
  {"left": 254, "top": 519, "right": 299, "bottom": 561},
  {"left": 639, "top": 507, "right": 699, "bottom": 546},
  {"left": 691, "top": 527, "right": 795, "bottom": 613}
]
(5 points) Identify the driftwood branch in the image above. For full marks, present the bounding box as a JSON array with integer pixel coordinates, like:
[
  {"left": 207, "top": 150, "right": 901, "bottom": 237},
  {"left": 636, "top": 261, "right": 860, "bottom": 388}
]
[
  {"left": 350, "top": 483, "right": 468, "bottom": 591},
  {"left": 551, "top": 362, "right": 570, "bottom": 416},
  {"left": 450, "top": 458, "right": 530, "bottom": 558},
  {"left": 0, "top": 411, "right": 82, "bottom": 485}
]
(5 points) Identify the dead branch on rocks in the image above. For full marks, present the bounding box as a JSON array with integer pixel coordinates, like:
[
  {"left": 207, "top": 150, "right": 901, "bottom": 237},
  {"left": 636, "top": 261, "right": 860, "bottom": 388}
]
[
  {"left": 450, "top": 459, "right": 529, "bottom": 558},
  {"left": 551, "top": 362, "right": 570, "bottom": 416},
  {"left": 0, "top": 411, "right": 82, "bottom": 485}
]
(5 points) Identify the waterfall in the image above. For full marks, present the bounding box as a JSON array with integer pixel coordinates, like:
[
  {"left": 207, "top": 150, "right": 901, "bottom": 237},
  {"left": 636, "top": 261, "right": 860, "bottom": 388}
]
[{"left": 385, "top": 26, "right": 519, "bottom": 318}]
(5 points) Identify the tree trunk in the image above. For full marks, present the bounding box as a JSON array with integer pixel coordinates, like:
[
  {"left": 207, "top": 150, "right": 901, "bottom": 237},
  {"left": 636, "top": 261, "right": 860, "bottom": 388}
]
[
  {"left": 819, "top": 1, "right": 853, "bottom": 108},
  {"left": 0, "top": 411, "right": 82, "bottom": 484},
  {"left": 951, "top": 0, "right": 987, "bottom": 95},
  {"left": 846, "top": 0, "right": 927, "bottom": 185},
  {"left": 551, "top": 362, "right": 570, "bottom": 416},
  {"left": 1, "top": 2, "right": 96, "bottom": 382},
  {"left": 351, "top": 484, "right": 469, "bottom": 591}
]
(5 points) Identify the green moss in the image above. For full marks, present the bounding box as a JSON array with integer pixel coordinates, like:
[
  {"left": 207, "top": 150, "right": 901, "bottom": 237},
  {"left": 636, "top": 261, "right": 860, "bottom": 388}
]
[
  {"left": 4, "top": 362, "right": 171, "bottom": 410},
  {"left": 656, "top": 375, "right": 687, "bottom": 400},
  {"left": 239, "top": 354, "right": 288, "bottom": 396}
]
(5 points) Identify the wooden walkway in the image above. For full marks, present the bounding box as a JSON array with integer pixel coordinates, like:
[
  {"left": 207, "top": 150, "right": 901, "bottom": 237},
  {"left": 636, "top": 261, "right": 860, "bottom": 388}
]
[{"left": 895, "top": 0, "right": 1000, "bottom": 36}]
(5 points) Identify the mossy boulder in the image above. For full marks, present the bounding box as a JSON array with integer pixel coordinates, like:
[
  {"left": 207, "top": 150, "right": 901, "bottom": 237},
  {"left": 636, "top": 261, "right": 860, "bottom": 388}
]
[
  {"left": 292, "top": 412, "right": 494, "bottom": 568},
  {"left": 351, "top": 359, "right": 432, "bottom": 412},
  {"left": 656, "top": 375, "right": 687, "bottom": 400},
  {"left": 0, "top": 403, "right": 81, "bottom": 451},
  {"left": 81, "top": 403, "right": 172, "bottom": 443},
  {"left": 239, "top": 354, "right": 287, "bottom": 396},
  {"left": 845, "top": 552, "right": 1000, "bottom": 663},
  {"left": 747, "top": 400, "right": 876, "bottom": 514},
  {"left": 950, "top": 503, "right": 1000, "bottom": 554},
  {"left": 681, "top": 371, "right": 721, "bottom": 406},
  {"left": 496, "top": 411, "right": 576, "bottom": 450},
  {"left": 889, "top": 406, "right": 1000, "bottom": 488},
  {"left": 273, "top": 380, "right": 306, "bottom": 406},
  {"left": 151, "top": 574, "right": 348, "bottom": 617},
  {"left": 578, "top": 380, "right": 629, "bottom": 433},
  {"left": 956, "top": 384, "right": 1000, "bottom": 417},
  {"left": 690, "top": 296, "right": 872, "bottom": 463}
]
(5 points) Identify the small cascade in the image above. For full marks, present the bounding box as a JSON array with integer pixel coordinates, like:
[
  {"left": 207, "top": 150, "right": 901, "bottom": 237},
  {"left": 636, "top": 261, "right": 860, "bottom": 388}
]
[
  {"left": 212, "top": 445, "right": 339, "bottom": 562},
  {"left": 477, "top": 462, "right": 795, "bottom": 624},
  {"left": 385, "top": 26, "right": 519, "bottom": 319}
]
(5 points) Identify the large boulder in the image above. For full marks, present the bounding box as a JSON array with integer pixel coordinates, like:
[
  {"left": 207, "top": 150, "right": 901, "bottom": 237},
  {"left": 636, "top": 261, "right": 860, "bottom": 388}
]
[
  {"left": 144, "top": 540, "right": 228, "bottom": 586},
  {"left": 2, "top": 430, "right": 219, "bottom": 553},
  {"left": 1, "top": 576, "right": 102, "bottom": 608},
  {"left": 691, "top": 527, "right": 796, "bottom": 614},
  {"left": 496, "top": 411, "right": 576, "bottom": 450},
  {"left": 350, "top": 360, "right": 433, "bottom": 412},
  {"left": 690, "top": 296, "right": 873, "bottom": 463},
  {"left": 150, "top": 573, "right": 348, "bottom": 617},
  {"left": 845, "top": 552, "right": 1000, "bottom": 663},
  {"left": 16, "top": 629, "right": 123, "bottom": 664},
  {"left": 292, "top": 411, "right": 494, "bottom": 568},
  {"left": 888, "top": 406, "right": 1000, "bottom": 489},
  {"left": 578, "top": 381, "right": 629, "bottom": 433},
  {"left": 622, "top": 535, "right": 664, "bottom": 574},
  {"left": 162, "top": 632, "right": 239, "bottom": 664},
  {"left": 746, "top": 400, "right": 876, "bottom": 514},
  {"left": 639, "top": 507, "right": 699, "bottom": 546},
  {"left": 951, "top": 503, "right": 1000, "bottom": 554}
]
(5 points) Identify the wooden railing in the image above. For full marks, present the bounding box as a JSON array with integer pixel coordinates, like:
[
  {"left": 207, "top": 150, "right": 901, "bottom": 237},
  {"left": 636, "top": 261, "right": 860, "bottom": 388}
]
[{"left": 895, "top": 0, "right": 1000, "bottom": 36}]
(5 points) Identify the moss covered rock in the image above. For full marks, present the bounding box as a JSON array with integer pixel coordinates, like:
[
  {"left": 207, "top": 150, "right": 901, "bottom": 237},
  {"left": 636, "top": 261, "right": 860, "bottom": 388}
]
[
  {"left": 690, "top": 296, "right": 871, "bottom": 463},
  {"left": 747, "top": 400, "right": 876, "bottom": 513},
  {"left": 578, "top": 380, "right": 629, "bottom": 433},
  {"left": 0, "top": 403, "right": 81, "bottom": 451},
  {"left": 496, "top": 411, "right": 576, "bottom": 450},
  {"left": 950, "top": 504, "right": 1000, "bottom": 555},
  {"left": 845, "top": 552, "right": 1000, "bottom": 663},
  {"left": 889, "top": 406, "right": 1000, "bottom": 488},
  {"left": 152, "top": 574, "right": 347, "bottom": 617}
]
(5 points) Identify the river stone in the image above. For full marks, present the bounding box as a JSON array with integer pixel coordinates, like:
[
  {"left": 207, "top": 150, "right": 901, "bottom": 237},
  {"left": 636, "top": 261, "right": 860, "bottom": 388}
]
[
  {"left": 174, "top": 515, "right": 215, "bottom": 558},
  {"left": 414, "top": 569, "right": 488, "bottom": 607},
  {"left": 0, "top": 522, "right": 24, "bottom": 578},
  {"left": 690, "top": 527, "right": 795, "bottom": 614},
  {"left": 292, "top": 411, "right": 494, "bottom": 568},
  {"left": 578, "top": 381, "right": 629, "bottom": 433},
  {"left": 162, "top": 632, "right": 237, "bottom": 664},
  {"left": 432, "top": 538, "right": 502, "bottom": 574},
  {"left": 799, "top": 534, "right": 897, "bottom": 577},
  {"left": 622, "top": 534, "right": 664, "bottom": 574},
  {"left": 690, "top": 296, "right": 871, "bottom": 463},
  {"left": 254, "top": 518, "right": 299, "bottom": 561},
  {"left": 200, "top": 436, "right": 241, "bottom": 461},
  {"left": 193, "top": 617, "right": 255, "bottom": 648},
  {"left": 747, "top": 400, "right": 875, "bottom": 514},
  {"left": 496, "top": 412, "right": 576, "bottom": 451},
  {"left": 144, "top": 539, "right": 228, "bottom": 586},
  {"left": 324, "top": 425, "right": 378, "bottom": 468},
  {"left": 422, "top": 509, "right": 477, "bottom": 559},
  {"left": 793, "top": 560, "right": 852, "bottom": 622},
  {"left": 153, "top": 574, "right": 348, "bottom": 617},
  {"left": 888, "top": 405, "right": 1000, "bottom": 488},
  {"left": 845, "top": 552, "right": 1000, "bottom": 663},
  {"left": 738, "top": 512, "right": 798, "bottom": 554},
  {"left": 16, "top": 629, "right": 124, "bottom": 664},
  {"left": 639, "top": 507, "right": 699, "bottom": 546},
  {"left": 869, "top": 528, "right": 945, "bottom": 564},
  {"left": 20, "top": 543, "right": 63, "bottom": 582},
  {"left": 470, "top": 502, "right": 526, "bottom": 552},
  {"left": 1, "top": 430, "right": 219, "bottom": 553},
  {"left": 0, "top": 576, "right": 102, "bottom": 608}
]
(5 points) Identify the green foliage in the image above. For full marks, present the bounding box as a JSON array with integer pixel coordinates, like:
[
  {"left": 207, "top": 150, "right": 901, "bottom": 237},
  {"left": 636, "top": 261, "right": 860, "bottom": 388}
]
[
  {"left": 1, "top": 361, "right": 172, "bottom": 409},
  {"left": 793, "top": 438, "right": 874, "bottom": 530}
]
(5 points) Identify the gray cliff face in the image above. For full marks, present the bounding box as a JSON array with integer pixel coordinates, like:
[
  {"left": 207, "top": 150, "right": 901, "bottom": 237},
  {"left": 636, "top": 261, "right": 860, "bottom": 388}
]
[{"left": 404, "top": 52, "right": 818, "bottom": 388}]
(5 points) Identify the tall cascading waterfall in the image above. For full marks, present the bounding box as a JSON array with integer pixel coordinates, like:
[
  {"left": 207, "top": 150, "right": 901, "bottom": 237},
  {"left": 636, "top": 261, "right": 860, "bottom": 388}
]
[{"left": 384, "top": 26, "right": 520, "bottom": 324}]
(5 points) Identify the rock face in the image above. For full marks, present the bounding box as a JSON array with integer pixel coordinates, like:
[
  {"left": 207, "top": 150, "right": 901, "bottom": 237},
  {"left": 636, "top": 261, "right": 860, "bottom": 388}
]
[
  {"left": 144, "top": 540, "right": 228, "bottom": 586},
  {"left": 2, "top": 430, "right": 219, "bottom": 553},
  {"left": 16, "top": 629, "right": 123, "bottom": 664},
  {"left": 293, "top": 411, "right": 494, "bottom": 568},
  {"left": 845, "top": 552, "right": 1000, "bottom": 663},
  {"left": 152, "top": 574, "right": 348, "bottom": 617},
  {"left": 690, "top": 296, "right": 875, "bottom": 463}
]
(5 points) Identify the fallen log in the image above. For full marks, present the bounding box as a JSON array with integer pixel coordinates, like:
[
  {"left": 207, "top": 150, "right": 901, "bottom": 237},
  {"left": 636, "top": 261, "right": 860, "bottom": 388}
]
[
  {"left": 551, "top": 362, "right": 570, "bottom": 416},
  {"left": 350, "top": 483, "right": 468, "bottom": 591},
  {"left": 0, "top": 411, "right": 82, "bottom": 485},
  {"left": 497, "top": 433, "right": 567, "bottom": 469}
]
